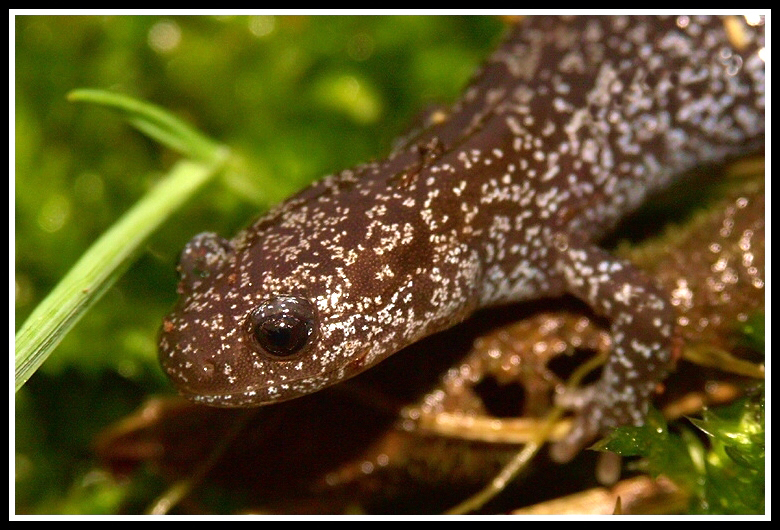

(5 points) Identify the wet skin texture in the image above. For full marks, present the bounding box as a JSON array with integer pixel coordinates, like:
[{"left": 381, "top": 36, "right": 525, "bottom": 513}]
[{"left": 159, "top": 16, "right": 765, "bottom": 460}]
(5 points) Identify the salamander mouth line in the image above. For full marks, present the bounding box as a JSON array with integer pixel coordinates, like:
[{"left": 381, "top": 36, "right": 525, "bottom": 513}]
[{"left": 184, "top": 346, "right": 373, "bottom": 406}]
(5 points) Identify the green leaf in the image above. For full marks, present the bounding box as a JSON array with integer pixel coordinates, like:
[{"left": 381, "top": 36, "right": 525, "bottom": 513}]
[
  {"left": 593, "top": 389, "right": 765, "bottom": 514},
  {"left": 689, "top": 390, "right": 765, "bottom": 514},
  {"left": 592, "top": 407, "right": 699, "bottom": 487}
]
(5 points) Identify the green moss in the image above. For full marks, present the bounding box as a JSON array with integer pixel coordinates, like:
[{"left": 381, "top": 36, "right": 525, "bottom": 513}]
[{"left": 594, "top": 388, "right": 765, "bottom": 515}]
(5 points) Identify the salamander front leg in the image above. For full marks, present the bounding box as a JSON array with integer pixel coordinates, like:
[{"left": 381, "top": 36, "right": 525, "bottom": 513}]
[{"left": 549, "top": 234, "right": 677, "bottom": 463}]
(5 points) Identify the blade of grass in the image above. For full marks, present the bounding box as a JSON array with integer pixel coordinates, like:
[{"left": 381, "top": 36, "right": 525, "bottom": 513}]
[
  {"left": 15, "top": 91, "right": 229, "bottom": 391},
  {"left": 67, "top": 89, "right": 224, "bottom": 162}
]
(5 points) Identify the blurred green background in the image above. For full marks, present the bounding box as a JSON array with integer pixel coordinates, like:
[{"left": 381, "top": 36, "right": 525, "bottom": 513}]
[{"left": 14, "top": 15, "right": 505, "bottom": 514}]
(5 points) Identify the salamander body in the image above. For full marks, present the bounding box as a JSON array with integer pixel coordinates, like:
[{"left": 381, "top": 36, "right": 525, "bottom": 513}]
[{"left": 159, "top": 16, "right": 765, "bottom": 458}]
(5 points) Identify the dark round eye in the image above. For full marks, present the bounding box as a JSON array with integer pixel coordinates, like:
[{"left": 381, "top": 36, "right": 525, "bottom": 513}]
[{"left": 247, "top": 295, "right": 318, "bottom": 358}]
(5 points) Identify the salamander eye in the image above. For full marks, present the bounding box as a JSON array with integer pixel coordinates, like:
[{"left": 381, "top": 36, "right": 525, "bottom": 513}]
[{"left": 247, "top": 295, "right": 319, "bottom": 358}]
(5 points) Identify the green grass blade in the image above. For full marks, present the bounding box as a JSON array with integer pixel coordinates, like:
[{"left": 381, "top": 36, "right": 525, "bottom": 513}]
[
  {"left": 67, "top": 89, "right": 223, "bottom": 162},
  {"left": 15, "top": 158, "right": 226, "bottom": 391},
  {"left": 15, "top": 92, "right": 230, "bottom": 391}
]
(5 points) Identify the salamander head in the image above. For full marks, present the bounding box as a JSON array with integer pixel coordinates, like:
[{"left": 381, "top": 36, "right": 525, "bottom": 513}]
[
  {"left": 156, "top": 172, "right": 456, "bottom": 406},
  {"left": 158, "top": 226, "right": 387, "bottom": 407},
  {"left": 158, "top": 152, "right": 485, "bottom": 407}
]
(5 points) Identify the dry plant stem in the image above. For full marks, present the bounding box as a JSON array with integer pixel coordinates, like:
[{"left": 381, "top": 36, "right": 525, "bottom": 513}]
[
  {"left": 445, "top": 353, "right": 607, "bottom": 515},
  {"left": 444, "top": 407, "right": 564, "bottom": 515}
]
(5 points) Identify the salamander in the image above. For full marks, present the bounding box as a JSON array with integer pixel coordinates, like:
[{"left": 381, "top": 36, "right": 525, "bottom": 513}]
[{"left": 159, "top": 16, "right": 765, "bottom": 459}]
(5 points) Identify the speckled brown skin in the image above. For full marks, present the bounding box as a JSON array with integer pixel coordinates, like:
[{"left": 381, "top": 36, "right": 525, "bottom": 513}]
[
  {"left": 159, "top": 16, "right": 765, "bottom": 459},
  {"left": 623, "top": 181, "right": 765, "bottom": 347},
  {"left": 402, "top": 180, "right": 764, "bottom": 461}
]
